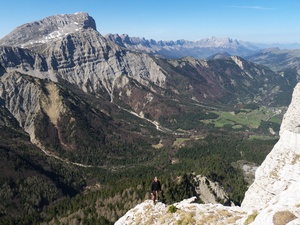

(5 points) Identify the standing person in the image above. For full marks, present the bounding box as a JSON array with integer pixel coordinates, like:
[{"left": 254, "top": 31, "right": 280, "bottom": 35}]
[{"left": 150, "top": 176, "right": 161, "bottom": 204}]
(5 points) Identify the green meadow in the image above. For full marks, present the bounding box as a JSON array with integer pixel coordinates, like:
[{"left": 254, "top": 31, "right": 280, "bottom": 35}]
[{"left": 204, "top": 107, "right": 285, "bottom": 131}]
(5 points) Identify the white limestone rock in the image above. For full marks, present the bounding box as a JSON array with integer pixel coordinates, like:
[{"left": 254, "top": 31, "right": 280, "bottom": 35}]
[
  {"left": 242, "top": 83, "right": 300, "bottom": 211},
  {"left": 115, "top": 197, "right": 249, "bottom": 225}
]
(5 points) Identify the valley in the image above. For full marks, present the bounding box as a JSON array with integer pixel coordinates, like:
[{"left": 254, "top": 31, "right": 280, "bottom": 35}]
[{"left": 0, "top": 12, "right": 299, "bottom": 224}]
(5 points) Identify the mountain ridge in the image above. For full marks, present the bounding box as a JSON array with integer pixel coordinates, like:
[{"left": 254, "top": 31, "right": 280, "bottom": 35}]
[
  {"left": 246, "top": 47, "right": 300, "bottom": 72},
  {"left": 105, "top": 33, "right": 260, "bottom": 59}
]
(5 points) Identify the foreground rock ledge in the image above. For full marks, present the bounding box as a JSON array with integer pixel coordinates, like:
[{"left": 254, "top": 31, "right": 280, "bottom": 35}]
[{"left": 115, "top": 197, "right": 251, "bottom": 225}]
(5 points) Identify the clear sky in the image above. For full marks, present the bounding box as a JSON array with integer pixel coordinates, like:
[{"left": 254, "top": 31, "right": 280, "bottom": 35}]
[{"left": 0, "top": 0, "right": 299, "bottom": 43}]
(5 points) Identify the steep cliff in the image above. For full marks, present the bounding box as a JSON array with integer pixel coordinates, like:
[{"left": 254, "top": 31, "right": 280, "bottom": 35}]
[
  {"left": 43, "top": 28, "right": 166, "bottom": 97},
  {"left": 241, "top": 83, "right": 300, "bottom": 223}
]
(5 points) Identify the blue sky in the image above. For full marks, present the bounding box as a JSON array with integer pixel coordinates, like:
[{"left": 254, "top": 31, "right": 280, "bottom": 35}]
[{"left": 0, "top": 0, "right": 299, "bottom": 43}]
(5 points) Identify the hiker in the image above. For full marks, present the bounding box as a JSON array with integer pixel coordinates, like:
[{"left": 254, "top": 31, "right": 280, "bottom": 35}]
[{"left": 150, "top": 176, "right": 161, "bottom": 204}]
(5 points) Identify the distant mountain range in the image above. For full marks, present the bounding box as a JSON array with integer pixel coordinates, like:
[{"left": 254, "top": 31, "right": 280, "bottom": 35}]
[
  {"left": 105, "top": 34, "right": 260, "bottom": 59},
  {"left": 246, "top": 47, "right": 300, "bottom": 72},
  {"left": 105, "top": 33, "right": 300, "bottom": 59}
]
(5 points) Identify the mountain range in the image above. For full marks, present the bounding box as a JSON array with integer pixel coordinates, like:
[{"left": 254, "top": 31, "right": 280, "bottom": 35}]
[
  {"left": 0, "top": 12, "right": 299, "bottom": 224},
  {"left": 105, "top": 34, "right": 260, "bottom": 59},
  {"left": 246, "top": 47, "right": 300, "bottom": 72}
]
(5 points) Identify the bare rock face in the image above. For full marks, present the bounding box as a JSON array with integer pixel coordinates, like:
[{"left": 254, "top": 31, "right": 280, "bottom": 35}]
[
  {"left": 0, "top": 46, "right": 50, "bottom": 79},
  {"left": 241, "top": 83, "right": 300, "bottom": 217},
  {"left": 242, "top": 83, "right": 300, "bottom": 209},
  {"left": 43, "top": 29, "right": 166, "bottom": 97},
  {"left": 0, "top": 72, "right": 42, "bottom": 139},
  {"left": 194, "top": 175, "right": 229, "bottom": 204}
]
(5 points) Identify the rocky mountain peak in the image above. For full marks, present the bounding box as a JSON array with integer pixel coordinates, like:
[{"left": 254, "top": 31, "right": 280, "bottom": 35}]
[
  {"left": 0, "top": 12, "right": 96, "bottom": 52},
  {"left": 199, "top": 36, "right": 240, "bottom": 48}
]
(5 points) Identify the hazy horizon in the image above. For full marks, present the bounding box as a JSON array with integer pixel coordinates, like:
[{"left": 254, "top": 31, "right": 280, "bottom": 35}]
[{"left": 1, "top": 0, "right": 299, "bottom": 44}]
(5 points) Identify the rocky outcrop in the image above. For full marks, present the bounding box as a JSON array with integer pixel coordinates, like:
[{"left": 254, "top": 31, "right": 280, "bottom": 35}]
[
  {"left": 194, "top": 175, "right": 229, "bottom": 204},
  {"left": 0, "top": 15, "right": 167, "bottom": 103},
  {"left": 115, "top": 197, "right": 249, "bottom": 225},
  {"left": 0, "top": 46, "right": 53, "bottom": 80},
  {"left": 0, "top": 72, "right": 42, "bottom": 138}
]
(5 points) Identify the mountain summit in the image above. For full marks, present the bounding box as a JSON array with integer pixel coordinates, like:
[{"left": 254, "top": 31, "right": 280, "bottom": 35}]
[{"left": 0, "top": 12, "right": 96, "bottom": 52}]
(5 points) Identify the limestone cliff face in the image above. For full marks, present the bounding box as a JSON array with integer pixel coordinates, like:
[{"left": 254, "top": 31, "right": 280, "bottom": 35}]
[
  {"left": 43, "top": 28, "right": 166, "bottom": 97},
  {"left": 241, "top": 82, "right": 300, "bottom": 222},
  {"left": 0, "top": 72, "right": 42, "bottom": 138},
  {"left": 0, "top": 46, "right": 57, "bottom": 81},
  {"left": 0, "top": 71, "right": 67, "bottom": 146}
]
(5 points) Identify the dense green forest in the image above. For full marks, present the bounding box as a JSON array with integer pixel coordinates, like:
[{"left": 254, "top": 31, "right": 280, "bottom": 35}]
[{"left": 0, "top": 117, "right": 276, "bottom": 224}]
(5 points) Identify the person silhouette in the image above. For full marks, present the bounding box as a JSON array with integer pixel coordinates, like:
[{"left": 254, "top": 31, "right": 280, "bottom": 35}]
[{"left": 150, "top": 176, "right": 161, "bottom": 204}]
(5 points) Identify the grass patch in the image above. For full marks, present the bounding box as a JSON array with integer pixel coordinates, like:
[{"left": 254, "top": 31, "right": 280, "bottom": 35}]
[
  {"left": 232, "top": 124, "right": 243, "bottom": 129},
  {"left": 269, "top": 115, "right": 281, "bottom": 124},
  {"left": 173, "top": 138, "right": 190, "bottom": 146},
  {"left": 244, "top": 211, "right": 258, "bottom": 225},
  {"left": 205, "top": 107, "right": 284, "bottom": 130},
  {"left": 152, "top": 143, "right": 164, "bottom": 149},
  {"left": 176, "top": 212, "right": 195, "bottom": 225},
  {"left": 273, "top": 211, "right": 297, "bottom": 225},
  {"left": 214, "top": 117, "right": 236, "bottom": 127},
  {"left": 168, "top": 205, "right": 177, "bottom": 213}
]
